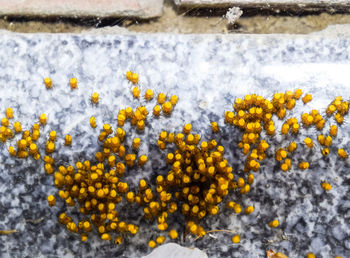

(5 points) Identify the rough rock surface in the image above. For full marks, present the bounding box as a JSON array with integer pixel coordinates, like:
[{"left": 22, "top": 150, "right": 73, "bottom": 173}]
[
  {"left": 174, "top": 0, "right": 350, "bottom": 12},
  {"left": 0, "top": 0, "right": 164, "bottom": 19}
]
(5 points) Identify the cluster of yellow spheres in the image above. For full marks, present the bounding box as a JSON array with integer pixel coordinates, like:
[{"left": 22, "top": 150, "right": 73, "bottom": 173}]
[
  {"left": 2, "top": 75, "right": 350, "bottom": 253},
  {"left": 225, "top": 89, "right": 348, "bottom": 186},
  {"left": 0, "top": 108, "right": 15, "bottom": 143},
  {"left": 3, "top": 109, "right": 43, "bottom": 160},
  {"left": 141, "top": 123, "right": 257, "bottom": 248},
  {"left": 49, "top": 141, "right": 142, "bottom": 243},
  {"left": 226, "top": 90, "right": 307, "bottom": 174},
  {"left": 126, "top": 71, "right": 139, "bottom": 84},
  {"left": 1, "top": 73, "right": 183, "bottom": 247},
  {"left": 44, "top": 72, "right": 181, "bottom": 246},
  {"left": 326, "top": 96, "right": 349, "bottom": 124}
]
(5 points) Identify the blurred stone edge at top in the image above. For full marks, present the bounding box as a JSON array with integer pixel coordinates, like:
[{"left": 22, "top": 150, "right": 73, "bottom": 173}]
[
  {"left": 0, "top": 0, "right": 164, "bottom": 19},
  {"left": 174, "top": 0, "right": 350, "bottom": 12}
]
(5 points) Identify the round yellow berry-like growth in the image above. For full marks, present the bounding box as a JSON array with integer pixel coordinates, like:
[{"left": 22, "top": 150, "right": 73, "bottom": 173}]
[
  {"left": 132, "top": 87, "right": 140, "bottom": 99},
  {"left": 46, "top": 141, "right": 55, "bottom": 153},
  {"left": 162, "top": 102, "right": 172, "bottom": 114},
  {"left": 18, "top": 139, "right": 27, "bottom": 150},
  {"left": 70, "top": 78, "right": 77, "bottom": 89},
  {"left": 170, "top": 95, "right": 178, "bottom": 105},
  {"left": 44, "top": 77, "right": 52, "bottom": 89},
  {"left": 156, "top": 236, "right": 165, "bottom": 244},
  {"left": 157, "top": 93, "right": 166, "bottom": 104},
  {"left": 298, "top": 161, "right": 309, "bottom": 170},
  {"left": 338, "top": 148, "right": 348, "bottom": 159},
  {"left": 81, "top": 234, "right": 88, "bottom": 242},
  {"left": 148, "top": 240, "right": 156, "bottom": 248},
  {"left": 126, "top": 71, "right": 132, "bottom": 80},
  {"left": 321, "top": 148, "right": 330, "bottom": 156},
  {"left": 169, "top": 229, "right": 178, "bottom": 239},
  {"left": 5, "top": 108, "right": 13, "bottom": 119},
  {"left": 183, "top": 123, "right": 192, "bottom": 134},
  {"left": 132, "top": 138, "right": 141, "bottom": 149},
  {"left": 49, "top": 131, "right": 57, "bottom": 142},
  {"left": 47, "top": 195, "right": 56, "bottom": 206},
  {"left": 101, "top": 233, "right": 112, "bottom": 241},
  {"left": 335, "top": 113, "right": 344, "bottom": 124},
  {"left": 29, "top": 143, "right": 38, "bottom": 155},
  {"left": 330, "top": 125, "right": 338, "bottom": 137},
  {"left": 244, "top": 206, "right": 254, "bottom": 214},
  {"left": 39, "top": 113, "right": 47, "bottom": 125},
  {"left": 232, "top": 235, "right": 240, "bottom": 243},
  {"left": 304, "top": 137, "right": 313, "bottom": 148},
  {"left": 13, "top": 121, "right": 22, "bottom": 133},
  {"left": 321, "top": 182, "right": 332, "bottom": 191},
  {"left": 153, "top": 105, "right": 161, "bottom": 116},
  {"left": 302, "top": 93, "right": 312, "bottom": 104},
  {"left": 269, "top": 219, "right": 279, "bottom": 228},
  {"left": 65, "top": 134, "right": 72, "bottom": 146},
  {"left": 8, "top": 146, "right": 16, "bottom": 156},
  {"left": 306, "top": 253, "right": 316, "bottom": 258},
  {"left": 324, "top": 136, "right": 332, "bottom": 147},
  {"left": 131, "top": 73, "right": 139, "bottom": 84},
  {"left": 294, "top": 88, "right": 303, "bottom": 99},
  {"left": 90, "top": 116, "right": 96, "bottom": 128},
  {"left": 138, "top": 155, "right": 148, "bottom": 166},
  {"left": 211, "top": 122, "right": 219, "bottom": 133},
  {"left": 145, "top": 89, "right": 154, "bottom": 101},
  {"left": 115, "top": 236, "right": 123, "bottom": 245},
  {"left": 91, "top": 92, "right": 99, "bottom": 103},
  {"left": 137, "top": 120, "right": 145, "bottom": 131}
]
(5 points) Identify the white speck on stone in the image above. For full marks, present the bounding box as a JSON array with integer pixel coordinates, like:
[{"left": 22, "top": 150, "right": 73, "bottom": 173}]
[
  {"left": 225, "top": 7, "right": 243, "bottom": 25},
  {"left": 199, "top": 100, "right": 208, "bottom": 109}
]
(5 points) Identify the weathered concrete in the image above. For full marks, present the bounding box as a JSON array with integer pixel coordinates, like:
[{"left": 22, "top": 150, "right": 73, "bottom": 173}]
[
  {"left": 0, "top": 0, "right": 164, "bottom": 19},
  {"left": 174, "top": 0, "right": 350, "bottom": 12}
]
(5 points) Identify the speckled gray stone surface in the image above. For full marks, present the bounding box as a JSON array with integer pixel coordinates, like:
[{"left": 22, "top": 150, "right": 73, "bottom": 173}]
[{"left": 0, "top": 33, "right": 350, "bottom": 258}]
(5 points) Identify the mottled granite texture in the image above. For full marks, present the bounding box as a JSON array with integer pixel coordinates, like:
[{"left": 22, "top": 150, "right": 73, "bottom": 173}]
[{"left": 0, "top": 33, "right": 350, "bottom": 258}]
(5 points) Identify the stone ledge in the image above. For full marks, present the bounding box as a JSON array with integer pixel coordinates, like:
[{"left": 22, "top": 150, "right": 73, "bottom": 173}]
[
  {"left": 174, "top": 0, "right": 350, "bottom": 12},
  {"left": 0, "top": 0, "right": 164, "bottom": 19}
]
